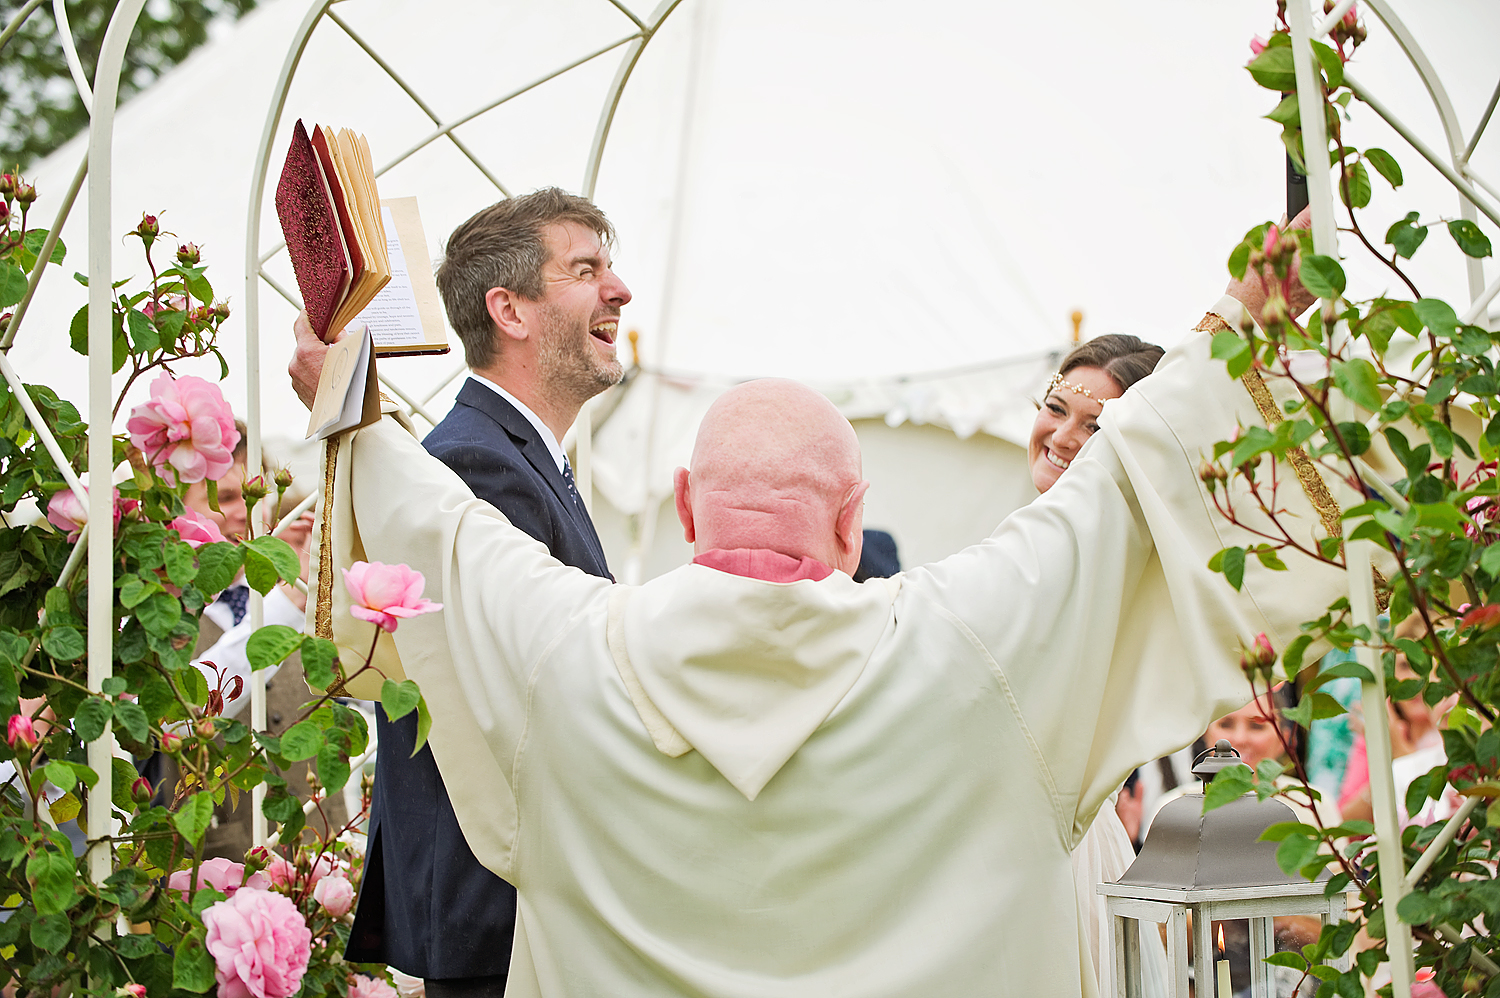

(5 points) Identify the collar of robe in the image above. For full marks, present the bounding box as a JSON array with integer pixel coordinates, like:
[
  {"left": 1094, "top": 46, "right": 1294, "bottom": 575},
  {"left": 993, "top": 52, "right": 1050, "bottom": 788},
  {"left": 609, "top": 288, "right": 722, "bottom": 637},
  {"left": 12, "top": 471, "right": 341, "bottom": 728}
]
[{"left": 607, "top": 556, "right": 900, "bottom": 801}]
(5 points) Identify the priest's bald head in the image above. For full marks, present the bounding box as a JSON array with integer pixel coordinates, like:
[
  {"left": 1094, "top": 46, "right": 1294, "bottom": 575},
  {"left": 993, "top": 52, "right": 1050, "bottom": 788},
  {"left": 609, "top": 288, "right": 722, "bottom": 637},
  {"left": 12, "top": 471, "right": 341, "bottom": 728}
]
[{"left": 672, "top": 379, "right": 870, "bottom": 575}]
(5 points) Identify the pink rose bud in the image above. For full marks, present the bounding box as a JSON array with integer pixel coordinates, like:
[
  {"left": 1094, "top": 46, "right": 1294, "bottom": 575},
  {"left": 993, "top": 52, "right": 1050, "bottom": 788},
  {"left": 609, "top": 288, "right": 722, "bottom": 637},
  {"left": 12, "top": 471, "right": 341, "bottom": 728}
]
[
  {"left": 213, "top": 301, "right": 231, "bottom": 321},
  {"left": 274, "top": 467, "right": 294, "bottom": 491},
  {"left": 1343, "top": 3, "right": 1358, "bottom": 27},
  {"left": 118, "top": 986, "right": 148, "bottom": 998},
  {"left": 195, "top": 718, "right": 216, "bottom": 740},
  {"left": 7, "top": 715, "right": 37, "bottom": 751},
  {"left": 0, "top": 174, "right": 13, "bottom": 197},
  {"left": 1249, "top": 35, "right": 1268, "bottom": 56},
  {"left": 0, "top": 202, "right": 9, "bottom": 222},
  {"left": 312, "top": 873, "right": 355, "bottom": 917},
  {"left": 242, "top": 475, "right": 269, "bottom": 502},
  {"left": 177, "top": 242, "right": 202, "bottom": 266},
  {"left": 126, "top": 373, "right": 240, "bottom": 486},
  {"left": 160, "top": 730, "right": 184, "bottom": 754},
  {"left": 244, "top": 845, "right": 272, "bottom": 875},
  {"left": 13, "top": 183, "right": 36, "bottom": 206},
  {"left": 130, "top": 777, "right": 154, "bottom": 805},
  {"left": 1262, "top": 223, "right": 1280, "bottom": 258},
  {"left": 135, "top": 214, "right": 159, "bottom": 238},
  {"left": 342, "top": 561, "right": 443, "bottom": 634},
  {"left": 1239, "top": 632, "right": 1277, "bottom": 675},
  {"left": 0, "top": 313, "right": 10, "bottom": 335}
]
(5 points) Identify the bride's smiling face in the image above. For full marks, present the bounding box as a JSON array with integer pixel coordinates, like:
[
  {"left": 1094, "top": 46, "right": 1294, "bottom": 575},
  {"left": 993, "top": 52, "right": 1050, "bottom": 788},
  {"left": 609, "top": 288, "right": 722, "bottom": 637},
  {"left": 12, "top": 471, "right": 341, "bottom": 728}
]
[{"left": 1028, "top": 365, "right": 1121, "bottom": 494}]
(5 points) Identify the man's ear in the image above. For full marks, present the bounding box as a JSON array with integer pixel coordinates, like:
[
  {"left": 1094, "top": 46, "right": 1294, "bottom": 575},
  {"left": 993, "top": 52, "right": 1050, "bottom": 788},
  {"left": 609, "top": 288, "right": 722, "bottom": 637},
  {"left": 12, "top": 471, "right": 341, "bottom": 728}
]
[
  {"left": 485, "top": 286, "right": 527, "bottom": 343},
  {"left": 835, "top": 481, "right": 869, "bottom": 566},
  {"left": 673, "top": 467, "right": 695, "bottom": 544}
]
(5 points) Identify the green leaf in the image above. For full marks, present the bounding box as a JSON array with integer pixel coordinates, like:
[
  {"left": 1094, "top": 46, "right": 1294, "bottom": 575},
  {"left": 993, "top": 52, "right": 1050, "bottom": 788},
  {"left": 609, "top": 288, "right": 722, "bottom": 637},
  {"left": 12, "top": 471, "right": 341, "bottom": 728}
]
[
  {"left": 112, "top": 757, "right": 140, "bottom": 811},
  {"left": 40, "top": 625, "right": 84, "bottom": 662},
  {"left": 1209, "top": 546, "right": 1247, "bottom": 591},
  {"left": 47, "top": 791, "right": 80, "bottom": 824},
  {"left": 1396, "top": 890, "right": 1443, "bottom": 925},
  {"left": 44, "top": 759, "right": 77, "bottom": 791},
  {"left": 162, "top": 540, "right": 198, "bottom": 587},
  {"left": 73, "top": 697, "right": 112, "bottom": 742},
  {"left": 172, "top": 791, "right": 215, "bottom": 845},
  {"left": 1211, "top": 330, "right": 1253, "bottom": 379},
  {"left": 118, "top": 574, "right": 157, "bottom": 609},
  {"left": 1340, "top": 160, "right": 1370, "bottom": 209},
  {"left": 20, "top": 228, "right": 65, "bottom": 267},
  {"left": 193, "top": 542, "right": 243, "bottom": 595},
  {"left": 317, "top": 741, "right": 351, "bottom": 793},
  {"left": 1300, "top": 254, "right": 1347, "bottom": 300},
  {"left": 247, "top": 535, "right": 301, "bottom": 585},
  {"left": 1203, "top": 763, "right": 1254, "bottom": 811},
  {"left": 68, "top": 304, "right": 89, "bottom": 355},
  {"left": 381, "top": 678, "right": 422, "bottom": 722},
  {"left": 1448, "top": 218, "right": 1493, "bottom": 259},
  {"left": 26, "top": 848, "right": 76, "bottom": 914},
  {"left": 1254, "top": 546, "right": 1288, "bottom": 571},
  {"left": 1311, "top": 39, "right": 1343, "bottom": 89},
  {"left": 126, "top": 308, "right": 157, "bottom": 354},
  {"left": 1228, "top": 241, "right": 1251, "bottom": 282},
  {"left": 136, "top": 591, "right": 183, "bottom": 638},
  {"left": 0, "top": 263, "right": 27, "bottom": 307},
  {"left": 261, "top": 786, "right": 301, "bottom": 823},
  {"left": 246, "top": 625, "right": 303, "bottom": 672},
  {"left": 1275, "top": 832, "right": 1321, "bottom": 874},
  {"left": 1364, "top": 148, "right": 1403, "bottom": 188},
  {"left": 1264, "top": 951, "right": 1309, "bottom": 970},
  {"left": 1265, "top": 93, "right": 1300, "bottom": 126},
  {"left": 1332, "top": 358, "right": 1382, "bottom": 411},
  {"left": 114, "top": 700, "right": 150, "bottom": 744},
  {"left": 1415, "top": 298, "right": 1460, "bottom": 336},
  {"left": 1247, "top": 45, "right": 1297, "bottom": 91},
  {"left": 29, "top": 911, "right": 72, "bottom": 954},
  {"left": 241, "top": 546, "right": 278, "bottom": 596},
  {"left": 413, "top": 695, "right": 433, "bottom": 757},
  {"left": 173, "top": 932, "right": 217, "bottom": 993},
  {"left": 280, "top": 721, "right": 323, "bottom": 761},
  {"left": 1335, "top": 421, "right": 1371, "bottom": 456},
  {"left": 300, "top": 636, "right": 340, "bottom": 690},
  {"left": 1282, "top": 634, "right": 1315, "bottom": 673},
  {"left": 1386, "top": 213, "right": 1428, "bottom": 259}
]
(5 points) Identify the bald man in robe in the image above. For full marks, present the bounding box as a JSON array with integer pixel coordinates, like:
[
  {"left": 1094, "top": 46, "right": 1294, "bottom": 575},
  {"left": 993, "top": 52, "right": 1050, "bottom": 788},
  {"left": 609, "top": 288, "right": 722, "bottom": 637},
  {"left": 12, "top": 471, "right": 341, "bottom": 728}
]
[{"left": 292, "top": 282, "right": 1348, "bottom": 996}]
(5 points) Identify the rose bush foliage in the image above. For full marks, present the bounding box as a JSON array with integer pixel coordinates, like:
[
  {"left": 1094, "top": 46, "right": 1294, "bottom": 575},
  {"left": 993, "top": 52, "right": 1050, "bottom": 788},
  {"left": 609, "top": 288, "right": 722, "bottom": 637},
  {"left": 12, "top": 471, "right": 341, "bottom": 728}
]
[
  {"left": 0, "top": 180, "right": 414, "bottom": 994},
  {"left": 1201, "top": 4, "right": 1500, "bottom": 993}
]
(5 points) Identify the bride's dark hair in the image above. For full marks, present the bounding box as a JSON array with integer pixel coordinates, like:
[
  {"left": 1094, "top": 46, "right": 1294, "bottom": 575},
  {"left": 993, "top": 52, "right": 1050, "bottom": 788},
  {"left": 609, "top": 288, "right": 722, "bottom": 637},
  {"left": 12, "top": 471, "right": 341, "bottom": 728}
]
[{"left": 1058, "top": 334, "right": 1165, "bottom": 393}]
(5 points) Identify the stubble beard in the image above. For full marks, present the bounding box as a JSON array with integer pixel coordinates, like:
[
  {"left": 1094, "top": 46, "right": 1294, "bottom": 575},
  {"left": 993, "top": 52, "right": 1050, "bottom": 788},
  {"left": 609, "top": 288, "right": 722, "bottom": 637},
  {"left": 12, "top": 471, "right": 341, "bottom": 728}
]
[{"left": 535, "top": 301, "right": 624, "bottom": 409}]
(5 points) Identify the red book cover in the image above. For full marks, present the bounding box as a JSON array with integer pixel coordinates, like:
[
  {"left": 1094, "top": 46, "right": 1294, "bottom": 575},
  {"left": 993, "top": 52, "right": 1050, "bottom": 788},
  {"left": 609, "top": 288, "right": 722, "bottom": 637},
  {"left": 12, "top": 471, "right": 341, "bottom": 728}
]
[
  {"left": 310, "top": 125, "right": 366, "bottom": 285},
  {"left": 274, "top": 119, "right": 350, "bottom": 341}
]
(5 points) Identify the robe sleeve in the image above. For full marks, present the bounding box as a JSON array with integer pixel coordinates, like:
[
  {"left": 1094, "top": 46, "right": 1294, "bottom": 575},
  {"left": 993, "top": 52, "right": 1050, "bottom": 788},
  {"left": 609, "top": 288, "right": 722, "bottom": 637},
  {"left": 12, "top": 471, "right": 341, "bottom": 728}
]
[
  {"left": 322, "top": 412, "right": 612, "bottom": 880},
  {"left": 913, "top": 298, "right": 1355, "bottom": 848}
]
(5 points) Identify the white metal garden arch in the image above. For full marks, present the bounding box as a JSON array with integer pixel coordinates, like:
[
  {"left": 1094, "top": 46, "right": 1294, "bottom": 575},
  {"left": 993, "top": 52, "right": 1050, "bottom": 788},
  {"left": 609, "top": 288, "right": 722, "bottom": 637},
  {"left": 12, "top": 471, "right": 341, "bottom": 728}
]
[{"left": 0, "top": 3, "right": 1495, "bottom": 993}]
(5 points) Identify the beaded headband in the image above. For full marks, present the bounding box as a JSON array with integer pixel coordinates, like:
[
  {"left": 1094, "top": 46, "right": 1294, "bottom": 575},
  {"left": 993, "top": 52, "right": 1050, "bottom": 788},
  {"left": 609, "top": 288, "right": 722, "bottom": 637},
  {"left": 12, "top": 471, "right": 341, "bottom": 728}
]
[{"left": 1046, "top": 372, "right": 1109, "bottom": 402}]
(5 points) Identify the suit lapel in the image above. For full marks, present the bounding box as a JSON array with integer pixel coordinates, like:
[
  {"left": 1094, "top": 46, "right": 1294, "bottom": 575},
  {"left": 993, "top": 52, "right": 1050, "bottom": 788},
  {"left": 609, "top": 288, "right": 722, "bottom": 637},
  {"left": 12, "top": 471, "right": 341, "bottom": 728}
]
[{"left": 454, "top": 381, "right": 611, "bottom": 573}]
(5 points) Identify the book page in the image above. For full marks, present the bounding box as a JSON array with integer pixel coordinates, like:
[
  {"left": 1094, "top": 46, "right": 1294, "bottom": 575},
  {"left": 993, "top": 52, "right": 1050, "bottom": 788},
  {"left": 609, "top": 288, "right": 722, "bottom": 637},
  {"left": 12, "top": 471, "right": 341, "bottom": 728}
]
[{"left": 355, "top": 198, "right": 448, "bottom": 354}]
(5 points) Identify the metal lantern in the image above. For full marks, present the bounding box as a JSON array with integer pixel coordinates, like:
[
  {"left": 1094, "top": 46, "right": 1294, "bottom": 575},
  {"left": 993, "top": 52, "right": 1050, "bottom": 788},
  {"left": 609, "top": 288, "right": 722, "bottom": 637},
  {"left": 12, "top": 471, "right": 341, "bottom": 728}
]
[{"left": 1098, "top": 741, "right": 1349, "bottom": 998}]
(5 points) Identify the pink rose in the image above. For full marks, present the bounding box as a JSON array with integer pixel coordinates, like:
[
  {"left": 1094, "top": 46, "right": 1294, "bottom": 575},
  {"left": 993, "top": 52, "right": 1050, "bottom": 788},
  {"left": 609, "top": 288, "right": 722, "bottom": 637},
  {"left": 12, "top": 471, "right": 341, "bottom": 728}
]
[
  {"left": 342, "top": 561, "right": 442, "bottom": 633},
  {"left": 1249, "top": 34, "right": 1268, "bottom": 56},
  {"left": 126, "top": 372, "right": 240, "bottom": 485},
  {"left": 169, "top": 507, "right": 228, "bottom": 548},
  {"left": 141, "top": 293, "right": 186, "bottom": 320},
  {"left": 46, "top": 486, "right": 133, "bottom": 542},
  {"left": 7, "top": 715, "right": 37, "bottom": 751},
  {"left": 168, "top": 857, "right": 271, "bottom": 900},
  {"left": 312, "top": 872, "right": 354, "bottom": 917},
  {"left": 1342, "top": 2, "right": 1358, "bottom": 28},
  {"left": 202, "top": 887, "right": 311, "bottom": 998},
  {"left": 348, "top": 974, "right": 401, "bottom": 998}
]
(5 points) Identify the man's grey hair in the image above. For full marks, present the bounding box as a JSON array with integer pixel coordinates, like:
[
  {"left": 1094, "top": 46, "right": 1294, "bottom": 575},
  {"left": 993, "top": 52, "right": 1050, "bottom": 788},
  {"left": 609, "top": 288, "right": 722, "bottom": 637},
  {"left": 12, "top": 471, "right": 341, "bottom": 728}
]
[{"left": 435, "top": 188, "right": 615, "bottom": 369}]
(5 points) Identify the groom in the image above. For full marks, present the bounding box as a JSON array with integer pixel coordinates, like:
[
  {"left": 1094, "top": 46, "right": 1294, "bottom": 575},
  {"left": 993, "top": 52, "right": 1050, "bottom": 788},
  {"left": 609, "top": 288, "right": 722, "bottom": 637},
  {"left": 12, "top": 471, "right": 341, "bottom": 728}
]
[{"left": 319, "top": 188, "right": 629, "bottom": 997}]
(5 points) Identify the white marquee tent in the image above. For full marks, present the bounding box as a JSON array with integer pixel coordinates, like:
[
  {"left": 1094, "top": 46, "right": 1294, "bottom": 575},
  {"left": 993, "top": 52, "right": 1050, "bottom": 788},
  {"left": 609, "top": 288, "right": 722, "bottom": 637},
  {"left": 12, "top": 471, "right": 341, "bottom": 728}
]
[{"left": 10, "top": 0, "right": 1498, "bottom": 577}]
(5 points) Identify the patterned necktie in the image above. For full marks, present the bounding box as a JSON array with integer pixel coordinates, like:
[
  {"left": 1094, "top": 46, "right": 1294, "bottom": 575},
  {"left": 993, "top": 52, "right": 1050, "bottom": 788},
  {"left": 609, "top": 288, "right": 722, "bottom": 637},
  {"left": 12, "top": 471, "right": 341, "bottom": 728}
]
[
  {"left": 562, "top": 460, "right": 583, "bottom": 510},
  {"left": 217, "top": 584, "right": 249, "bottom": 626}
]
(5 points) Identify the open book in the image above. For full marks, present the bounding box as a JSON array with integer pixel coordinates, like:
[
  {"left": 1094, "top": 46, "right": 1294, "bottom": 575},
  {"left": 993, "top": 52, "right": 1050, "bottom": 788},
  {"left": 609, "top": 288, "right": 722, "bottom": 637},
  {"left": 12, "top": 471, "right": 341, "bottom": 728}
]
[{"left": 275, "top": 120, "right": 392, "bottom": 341}]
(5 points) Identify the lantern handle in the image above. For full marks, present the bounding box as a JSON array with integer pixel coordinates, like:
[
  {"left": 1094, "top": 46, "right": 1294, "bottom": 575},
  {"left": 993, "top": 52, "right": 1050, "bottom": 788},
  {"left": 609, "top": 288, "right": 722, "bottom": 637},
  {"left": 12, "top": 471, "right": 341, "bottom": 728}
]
[{"left": 1191, "top": 738, "right": 1245, "bottom": 782}]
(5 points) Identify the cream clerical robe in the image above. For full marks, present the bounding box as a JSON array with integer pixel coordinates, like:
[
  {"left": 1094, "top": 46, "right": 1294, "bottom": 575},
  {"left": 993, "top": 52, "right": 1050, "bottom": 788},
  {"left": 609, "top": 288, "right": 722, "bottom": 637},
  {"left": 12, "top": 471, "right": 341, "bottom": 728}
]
[{"left": 319, "top": 300, "right": 1350, "bottom": 997}]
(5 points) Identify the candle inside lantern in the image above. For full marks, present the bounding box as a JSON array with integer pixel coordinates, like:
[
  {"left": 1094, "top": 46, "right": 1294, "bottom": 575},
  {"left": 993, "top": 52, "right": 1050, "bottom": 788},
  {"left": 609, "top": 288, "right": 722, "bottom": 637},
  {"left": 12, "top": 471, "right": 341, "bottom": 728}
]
[{"left": 1216, "top": 925, "right": 1231, "bottom": 998}]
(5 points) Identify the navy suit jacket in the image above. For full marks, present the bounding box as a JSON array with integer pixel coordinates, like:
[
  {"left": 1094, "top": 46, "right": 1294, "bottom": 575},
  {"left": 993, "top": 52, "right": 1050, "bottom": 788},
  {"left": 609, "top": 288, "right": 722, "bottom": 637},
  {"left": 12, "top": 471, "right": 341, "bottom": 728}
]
[{"left": 346, "top": 379, "right": 611, "bottom": 979}]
